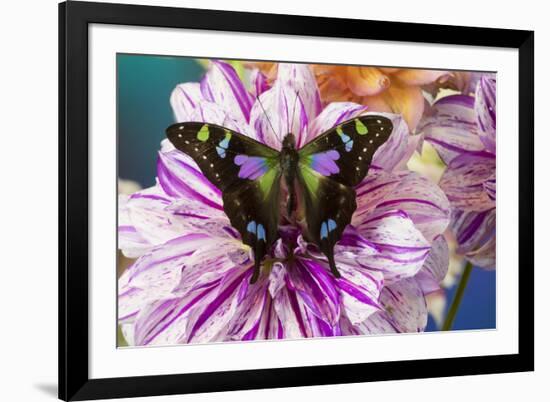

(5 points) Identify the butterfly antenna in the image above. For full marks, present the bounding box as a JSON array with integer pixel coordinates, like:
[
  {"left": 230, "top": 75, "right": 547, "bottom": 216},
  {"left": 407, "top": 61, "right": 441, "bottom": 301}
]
[
  {"left": 256, "top": 95, "right": 278, "bottom": 137},
  {"left": 289, "top": 90, "right": 301, "bottom": 133}
]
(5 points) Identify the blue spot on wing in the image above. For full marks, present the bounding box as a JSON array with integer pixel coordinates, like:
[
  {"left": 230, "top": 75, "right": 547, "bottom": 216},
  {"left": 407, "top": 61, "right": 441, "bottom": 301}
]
[
  {"left": 247, "top": 221, "right": 257, "bottom": 234},
  {"left": 339, "top": 132, "right": 353, "bottom": 152},
  {"left": 320, "top": 221, "right": 328, "bottom": 239},
  {"left": 328, "top": 219, "right": 337, "bottom": 232},
  {"left": 216, "top": 136, "right": 231, "bottom": 158},
  {"left": 257, "top": 224, "right": 266, "bottom": 241}
]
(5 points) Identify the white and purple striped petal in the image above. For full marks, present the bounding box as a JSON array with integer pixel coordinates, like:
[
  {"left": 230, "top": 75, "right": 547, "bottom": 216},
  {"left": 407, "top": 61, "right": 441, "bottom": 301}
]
[
  {"left": 118, "top": 233, "right": 213, "bottom": 325},
  {"left": 475, "top": 75, "right": 496, "bottom": 154},
  {"left": 249, "top": 68, "right": 271, "bottom": 97},
  {"left": 157, "top": 142, "right": 223, "bottom": 210},
  {"left": 420, "top": 95, "right": 485, "bottom": 164},
  {"left": 339, "top": 213, "right": 431, "bottom": 283},
  {"left": 305, "top": 101, "right": 367, "bottom": 143},
  {"left": 439, "top": 153, "right": 496, "bottom": 211},
  {"left": 356, "top": 278, "right": 428, "bottom": 333},
  {"left": 450, "top": 209, "right": 496, "bottom": 269},
  {"left": 200, "top": 60, "right": 254, "bottom": 123},
  {"left": 371, "top": 113, "right": 411, "bottom": 172},
  {"left": 415, "top": 236, "right": 450, "bottom": 295},
  {"left": 170, "top": 82, "right": 203, "bottom": 122},
  {"left": 369, "top": 171, "right": 451, "bottom": 243},
  {"left": 249, "top": 81, "right": 309, "bottom": 149}
]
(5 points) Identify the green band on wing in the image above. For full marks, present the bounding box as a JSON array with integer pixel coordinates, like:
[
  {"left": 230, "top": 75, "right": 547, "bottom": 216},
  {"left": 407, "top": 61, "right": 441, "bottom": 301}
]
[
  {"left": 258, "top": 166, "right": 279, "bottom": 199},
  {"left": 197, "top": 124, "right": 210, "bottom": 141},
  {"left": 300, "top": 165, "right": 320, "bottom": 195},
  {"left": 355, "top": 119, "right": 368, "bottom": 135}
]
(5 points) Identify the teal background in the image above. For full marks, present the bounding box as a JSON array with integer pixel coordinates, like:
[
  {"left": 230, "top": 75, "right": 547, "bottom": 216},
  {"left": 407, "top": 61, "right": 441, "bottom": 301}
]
[
  {"left": 117, "top": 53, "right": 496, "bottom": 332},
  {"left": 117, "top": 54, "right": 203, "bottom": 188}
]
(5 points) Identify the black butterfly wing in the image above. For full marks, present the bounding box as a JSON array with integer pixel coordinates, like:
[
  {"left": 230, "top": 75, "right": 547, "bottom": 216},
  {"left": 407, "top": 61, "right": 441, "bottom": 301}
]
[
  {"left": 297, "top": 166, "right": 357, "bottom": 278},
  {"left": 299, "top": 115, "right": 393, "bottom": 187},
  {"left": 297, "top": 115, "right": 393, "bottom": 275},
  {"left": 167, "top": 122, "right": 282, "bottom": 283}
]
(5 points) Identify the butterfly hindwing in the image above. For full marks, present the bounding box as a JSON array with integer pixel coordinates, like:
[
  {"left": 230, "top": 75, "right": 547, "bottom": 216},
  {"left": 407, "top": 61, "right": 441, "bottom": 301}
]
[
  {"left": 167, "top": 122, "right": 282, "bottom": 283},
  {"left": 297, "top": 165, "right": 357, "bottom": 277},
  {"left": 297, "top": 114, "right": 393, "bottom": 275},
  {"left": 299, "top": 115, "right": 393, "bottom": 187}
]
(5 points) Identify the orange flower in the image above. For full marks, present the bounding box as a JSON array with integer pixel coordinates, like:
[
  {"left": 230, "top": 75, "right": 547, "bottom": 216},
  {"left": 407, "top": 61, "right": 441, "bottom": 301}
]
[
  {"left": 251, "top": 63, "right": 469, "bottom": 132},
  {"left": 315, "top": 66, "right": 451, "bottom": 131}
]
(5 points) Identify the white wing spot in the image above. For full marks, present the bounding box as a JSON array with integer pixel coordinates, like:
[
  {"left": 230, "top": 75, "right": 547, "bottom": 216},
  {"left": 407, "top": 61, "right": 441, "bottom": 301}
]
[
  {"left": 179, "top": 125, "right": 184, "bottom": 130},
  {"left": 369, "top": 140, "right": 374, "bottom": 144},
  {"left": 363, "top": 147, "right": 368, "bottom": 152},
  {"left": 215, "top": 173, "right": 220, "bottom": 178},
  {"left": 358, "top": 156, "right": 362, "bottom": 160},
  {"left": 184, "top": 140, "right": 190, "bottom": 144},
  {"left": 376, "top": 120, "right": 381, "bottom": 124},
  {"left": 210, "top": 163, "right": 214, "bottom": 168},
  {"left": 177, "top": 133, "right": 183, "bottom": 138},
  {"left": 355, "top": 167, "right": 360, "bottom": 171},
  {"left": 194, "top": 147, "right": 199, "bottom": 152},
  {"left": 376, "top": 133, "right": 380, "bottom": 137}
]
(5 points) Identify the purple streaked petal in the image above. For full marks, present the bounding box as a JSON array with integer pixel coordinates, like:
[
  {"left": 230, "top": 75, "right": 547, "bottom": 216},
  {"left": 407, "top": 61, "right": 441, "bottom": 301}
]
[
  {"left": 289, "top": 258, "right": 341, "bottom": 326},
  {"left": 170, "top": 82, "right": 203, "bottom": 122},
  {"left": 484, "top": 175, "right": 496, "bottom": 201},
  {"left": 358, "top": 278, "right": 428, "bottom": 333},
  {"left": 450, "top": 209, "right": 496, "bottom": 269},
  {"left": 128, "top": 240, "right": 253, "bottom": 345},
  {"left": 352, "top": 171, "right": 401, "bottom": 222},
  {"left": 475, "top": 75, "right": 496, "bottom": 154},
  {"left": 272, "top": 285, "right": 308, "bottom": 339},
  {"left": 122, "top": 186, "right": 209, "bottom": 251},
  {"left": 249, "top": 81, "right": 309, "bottom": 149},
  {"left": 333, "top": 260, "right": 383, "bottom": 325},
  {"left": 369, "top": 171, "right": 451, "bottom": 242},
  {"left": 118, "top": 234, "right": 213, "bottom": 323},
  {"left": 276, "top": 63, "right": 322, "bottom": 131},
  {"left": 305, "top": 101, "right": 367, "bottom": 143},
  {"left": 415, "top": 236, "right": 450, "bottom": 295},
  {"left": 227, "top": 277, "right": 271, "bottom": 341},
  {"left": 187, "top": 268, "right": 252, "bottom": 343},
  {"left": 370, "top": 113, "right": 411, "bottom": 172},
  {"left": 157, "top": 147, "right": 223, "bottom": 210},
  {"left": 439, "top": 153, "right": 496, "bottom": 211},
  {"left": 118, "top": 194, "right": 152, "bottom": 258},
  {"left": 338, "top": 213, "right": 431, "bottom": 283},
  {"left": 421, "top": 94, "right": 485, "bottom": 164},
  {"left": 249, "top": 68, "right": 270, "bottom": 97},
  {"left": 200, "top": 61, "right": 254, "bottom": 123}
]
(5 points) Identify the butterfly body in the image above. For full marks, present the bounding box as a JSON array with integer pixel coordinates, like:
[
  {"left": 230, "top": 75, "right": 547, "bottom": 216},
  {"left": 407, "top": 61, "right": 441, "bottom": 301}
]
[{"left": 166, "top": 115, "right": 393, "bottom": 283}]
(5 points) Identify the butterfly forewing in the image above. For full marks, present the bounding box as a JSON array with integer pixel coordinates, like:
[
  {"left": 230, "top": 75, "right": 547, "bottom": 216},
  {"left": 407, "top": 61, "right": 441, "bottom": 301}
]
[
  {"left": 167, "top": 122, "right": 282, "bottom": 283},
  {"left": 296, "top": 115, "right": 393, "bottom": 275},
  {"left": 299, "top": 115, "right": 393, "bottom": 187},
  {"left": 167, "top": 122, "right": 279, "bottom": 192}
]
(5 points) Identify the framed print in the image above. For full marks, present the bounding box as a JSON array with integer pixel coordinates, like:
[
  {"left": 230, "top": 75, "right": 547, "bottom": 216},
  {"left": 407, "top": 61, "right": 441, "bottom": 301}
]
[{"left": 59, "top": 1, "right": 534, "bottom": 400}]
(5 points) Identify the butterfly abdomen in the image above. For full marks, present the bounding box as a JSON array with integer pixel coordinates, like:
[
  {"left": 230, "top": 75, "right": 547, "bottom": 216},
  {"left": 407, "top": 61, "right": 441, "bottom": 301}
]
[{"left": 280, "top": 134, "right": 301, "bottom": 219}]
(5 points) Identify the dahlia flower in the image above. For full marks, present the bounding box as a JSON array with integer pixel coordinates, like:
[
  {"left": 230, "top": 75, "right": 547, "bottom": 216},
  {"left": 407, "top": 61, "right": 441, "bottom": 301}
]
[
  {"left": 421, "top": 75, "right": 496, "bottom": 269},
  {"left": 118, "top": 61, "right": 450, "bottom": 345}
]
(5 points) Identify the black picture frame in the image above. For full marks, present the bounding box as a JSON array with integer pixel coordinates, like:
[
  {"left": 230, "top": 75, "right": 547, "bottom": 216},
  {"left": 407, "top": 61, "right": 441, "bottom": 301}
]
[{"left": 59, "top": 1, "right": 534, "bottom": 400}]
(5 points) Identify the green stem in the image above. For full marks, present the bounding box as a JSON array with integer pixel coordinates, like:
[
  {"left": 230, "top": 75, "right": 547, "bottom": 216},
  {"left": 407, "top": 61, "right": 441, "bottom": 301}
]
[{"left": 442, "top": 261, "right": 473, "bottom": 331}]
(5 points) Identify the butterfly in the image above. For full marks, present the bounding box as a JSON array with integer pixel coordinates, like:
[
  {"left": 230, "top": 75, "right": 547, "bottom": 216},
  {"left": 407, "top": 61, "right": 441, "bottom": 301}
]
[{"left": 166, "top": 114, "right": 393, "bottom": 284}]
